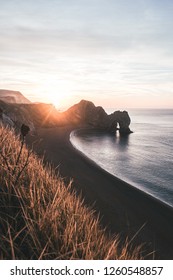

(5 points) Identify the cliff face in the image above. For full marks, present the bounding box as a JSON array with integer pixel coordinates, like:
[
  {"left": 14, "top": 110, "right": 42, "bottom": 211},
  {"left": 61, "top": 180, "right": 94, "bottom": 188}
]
[
  {"left": 64, "top": 100, "right": 132, "bottom": 135},
  {"left": 0, "top": 101, "right": 62, "bottom": 131},
  {"left": 0, "top": 106, "right": 14, "bottom": 127},
  {"left": 108, "top": 111, "right": 132, "bottom": 135},
  {"left": 65, "top": 100, "right": 108, "bottom": 127},
  {"left": 0, "top": 95, "right": 132, "bottom": 135}
]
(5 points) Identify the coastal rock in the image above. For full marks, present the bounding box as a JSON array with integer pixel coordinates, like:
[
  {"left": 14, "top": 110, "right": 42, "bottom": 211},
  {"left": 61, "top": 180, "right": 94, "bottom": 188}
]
[
  {"left": 109, "top": 111, "right": 132, "bottom": 135},
  {"left": 65, "top": 100, "right": 132, "bottom": 135},
  {"left": 0, "top": 90, "right": 132, "bottom": 135},
  {"left": 65, "top": 100, "right": 109, "bottom": 127}
]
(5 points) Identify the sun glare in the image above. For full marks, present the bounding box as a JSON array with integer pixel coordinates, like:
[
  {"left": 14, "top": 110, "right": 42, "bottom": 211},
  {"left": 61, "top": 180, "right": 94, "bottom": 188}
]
[
  {"left": 37, "top": 79, "right": 74, "bottom": 109},
  {"left": 42, "top": 90, "right": 68, "bottom": 109},
  {"left": 50, "top": 95, "right": 65, "bottom": 109}
]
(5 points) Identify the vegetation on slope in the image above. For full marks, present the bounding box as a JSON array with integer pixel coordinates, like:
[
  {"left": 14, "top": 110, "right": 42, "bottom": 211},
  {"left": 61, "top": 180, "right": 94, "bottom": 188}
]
[{"left": 0, "top": 125, "right": 142, "bottom": 259}]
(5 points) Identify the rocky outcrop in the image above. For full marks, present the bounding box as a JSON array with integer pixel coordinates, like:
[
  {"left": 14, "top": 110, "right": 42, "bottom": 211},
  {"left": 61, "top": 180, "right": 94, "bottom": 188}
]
[
  {"left": 0, "top": 107, "right": 14, "bottom": 128},
  {"left": 65, "top": 100, "right": 108, "bottom": 127},
  {"left": 0, "top": 94, "right": 132, "bottom": 135},
  {"left": 108, "top": 110, "right": 132, "bottom": 135},
  {"left": 0, "top": 101, "right": 35, "bottom": 132},
  {"left": 64, "top": 100, "right": 132, "bottom": 135},
  {"left": 0, "top": 100, "right": 62, "bottom": 132}
]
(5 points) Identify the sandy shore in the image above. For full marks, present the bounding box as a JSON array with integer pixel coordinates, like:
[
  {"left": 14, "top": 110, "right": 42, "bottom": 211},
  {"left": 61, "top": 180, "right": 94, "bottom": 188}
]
[{"left": 28, "top": 125, "right": 173, "bottom": 259}]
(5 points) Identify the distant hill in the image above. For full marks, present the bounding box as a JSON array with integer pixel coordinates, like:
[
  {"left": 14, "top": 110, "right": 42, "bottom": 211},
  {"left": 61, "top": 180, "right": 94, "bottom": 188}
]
[{"left": 0, "top": 90, "right": 31, "bottom": 104}]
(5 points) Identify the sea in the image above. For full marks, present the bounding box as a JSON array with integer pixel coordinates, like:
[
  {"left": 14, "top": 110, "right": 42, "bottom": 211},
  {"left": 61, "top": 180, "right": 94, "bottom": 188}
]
[{"left": 70, "top": 109, "right": 173, "bottom": 208}]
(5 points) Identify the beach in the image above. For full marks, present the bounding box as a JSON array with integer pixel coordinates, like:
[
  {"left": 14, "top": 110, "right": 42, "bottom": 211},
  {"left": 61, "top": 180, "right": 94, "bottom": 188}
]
[{"left": 28, "top": 125, "right": 173, "bottom": 259}]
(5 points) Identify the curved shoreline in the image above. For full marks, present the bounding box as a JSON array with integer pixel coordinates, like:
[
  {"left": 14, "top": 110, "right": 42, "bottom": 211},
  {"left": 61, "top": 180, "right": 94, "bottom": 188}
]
[
  {"left": 70, "top": 128, "right": 173, "bottom": 210},
  {"left": 27, "top": 125, "right": 173, "bottom": 259}
]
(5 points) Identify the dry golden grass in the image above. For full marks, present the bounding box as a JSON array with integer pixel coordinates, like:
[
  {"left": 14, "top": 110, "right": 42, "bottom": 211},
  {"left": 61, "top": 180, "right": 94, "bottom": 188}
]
[{"left": 0, "top": 125, "right": 143, "bottom": 259}]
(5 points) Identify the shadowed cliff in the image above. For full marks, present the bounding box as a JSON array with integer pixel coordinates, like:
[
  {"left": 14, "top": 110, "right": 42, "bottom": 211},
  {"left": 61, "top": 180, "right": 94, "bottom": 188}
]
[
  {"left": 0, "top": 91, "right": 132, "bottom": 135},
  {"left": 64, "top": 100, "right": 132, "bottom": 135}
]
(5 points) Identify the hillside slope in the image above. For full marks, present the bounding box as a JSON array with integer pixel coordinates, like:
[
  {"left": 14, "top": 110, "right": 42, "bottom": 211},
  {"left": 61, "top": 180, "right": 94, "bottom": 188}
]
[
  {"left": 0, "top": 101, "right": 63, "bottom": 131},
  {"left": 0, "top": 125, "right": 141, "bottom": 259},
  {"left": 0, "top": 89, "right": 31, "bottom": 104}
]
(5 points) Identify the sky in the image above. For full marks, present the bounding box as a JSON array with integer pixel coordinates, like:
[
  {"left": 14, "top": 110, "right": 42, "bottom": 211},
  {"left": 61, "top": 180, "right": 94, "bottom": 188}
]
[{"left": 0, "top": 0, "right": 173, "bottom": 109}]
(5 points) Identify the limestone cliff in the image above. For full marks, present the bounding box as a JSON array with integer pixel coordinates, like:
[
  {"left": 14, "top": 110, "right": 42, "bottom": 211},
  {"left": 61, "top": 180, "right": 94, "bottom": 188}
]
[
  {"left": 0, "top": 101, "right": 62, "bottom": 131},
  {"left": 0, "top": 95, "right": 132, "bottom": 135},
  {"left": 64, "top": 100, "right": 132, "bottom": 135},
  {"left": 108, "top": 110, "right": 132, "bottom": 135}
]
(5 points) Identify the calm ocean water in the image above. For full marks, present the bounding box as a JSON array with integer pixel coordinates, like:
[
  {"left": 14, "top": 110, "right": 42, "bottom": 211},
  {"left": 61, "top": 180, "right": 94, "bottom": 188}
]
[{"left": 70, "top": 109, "right": 173, "bottom": 207}]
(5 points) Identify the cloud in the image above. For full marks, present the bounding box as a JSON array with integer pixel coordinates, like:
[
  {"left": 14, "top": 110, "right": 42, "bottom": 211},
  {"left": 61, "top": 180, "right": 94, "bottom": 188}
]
[
  {"left": 0, "top": 0, "right": 173, "bottom": 107},
  {"left": 1, "top": 0, "right": 173, "bottom": 57}
]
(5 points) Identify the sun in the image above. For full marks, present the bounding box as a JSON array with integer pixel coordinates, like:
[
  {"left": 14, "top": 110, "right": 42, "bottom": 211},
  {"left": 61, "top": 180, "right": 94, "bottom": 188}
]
[
  {"left": 33, "top": 75, "right": 79, "bottom": 109},
  {"left": 37, "top": 82, "right": 71, "bottom": 109},
  {"left": 49, "top": 90, "right": 73, "bottom": 109},
  {"left": 50, "top": 95, "right": 62, "bottom": 108}
]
